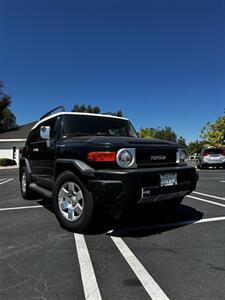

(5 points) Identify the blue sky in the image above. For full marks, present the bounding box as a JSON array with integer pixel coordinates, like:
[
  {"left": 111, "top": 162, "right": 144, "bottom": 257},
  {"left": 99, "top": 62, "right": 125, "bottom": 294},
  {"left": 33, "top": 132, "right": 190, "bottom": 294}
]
[{"left": 1, "top": 0, "right": 224, "bottom": 142}]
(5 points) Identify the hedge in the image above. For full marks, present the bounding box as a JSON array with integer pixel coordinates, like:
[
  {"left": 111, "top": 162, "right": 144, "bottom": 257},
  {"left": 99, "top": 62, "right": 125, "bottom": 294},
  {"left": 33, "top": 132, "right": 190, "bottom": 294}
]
[{"left": 0, "top": 158, "right": 17, "bottom": 166}]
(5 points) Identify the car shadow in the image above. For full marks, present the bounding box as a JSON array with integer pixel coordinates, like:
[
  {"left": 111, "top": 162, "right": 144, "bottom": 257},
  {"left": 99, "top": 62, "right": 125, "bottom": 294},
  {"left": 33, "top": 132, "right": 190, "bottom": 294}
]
[
  {"left": 107, "top": 204, "right": 203, "bottom": 238},
  {"left": 35, "top": 198, "right": 203, "bottom": 238},
  {"left": 37, "top": 197, "right": 53, "bottom": 211}
]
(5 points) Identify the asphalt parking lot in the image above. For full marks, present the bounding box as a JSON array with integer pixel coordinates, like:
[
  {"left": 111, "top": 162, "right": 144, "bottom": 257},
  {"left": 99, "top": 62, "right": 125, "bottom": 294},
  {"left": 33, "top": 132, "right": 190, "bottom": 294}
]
[{"left": 0, "top": 168, "right": 224, "bottom": 300}]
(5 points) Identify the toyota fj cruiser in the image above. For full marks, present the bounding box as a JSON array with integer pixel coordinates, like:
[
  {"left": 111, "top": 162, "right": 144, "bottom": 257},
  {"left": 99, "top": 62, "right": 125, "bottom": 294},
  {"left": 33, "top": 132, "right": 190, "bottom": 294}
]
[{"left": 20, "top": 106, "right": 198, "bottom": 232}]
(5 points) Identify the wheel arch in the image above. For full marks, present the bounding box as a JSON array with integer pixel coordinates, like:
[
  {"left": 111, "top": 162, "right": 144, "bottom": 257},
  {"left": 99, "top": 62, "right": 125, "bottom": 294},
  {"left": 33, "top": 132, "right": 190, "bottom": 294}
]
[{"left": 54, "top": 159, "right": 95, "bottom": 182}]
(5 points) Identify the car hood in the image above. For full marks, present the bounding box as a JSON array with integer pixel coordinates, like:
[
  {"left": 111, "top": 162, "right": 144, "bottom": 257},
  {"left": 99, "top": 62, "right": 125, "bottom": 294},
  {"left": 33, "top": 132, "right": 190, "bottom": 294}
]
[{"left": 64, "top": 136, "right": 179, "bottom": 148}]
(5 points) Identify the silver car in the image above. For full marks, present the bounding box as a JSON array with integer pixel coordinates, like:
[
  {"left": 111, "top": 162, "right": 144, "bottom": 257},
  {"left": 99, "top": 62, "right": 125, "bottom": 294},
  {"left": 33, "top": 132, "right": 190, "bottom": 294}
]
[{"left": 197, "top": 148, "right": 225, "bottom": 169}]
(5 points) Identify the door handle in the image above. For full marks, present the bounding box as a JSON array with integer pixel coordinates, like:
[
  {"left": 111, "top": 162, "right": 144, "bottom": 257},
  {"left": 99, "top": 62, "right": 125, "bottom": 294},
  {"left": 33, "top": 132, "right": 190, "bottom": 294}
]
[{"left": 33, "top": 148, "right": 39, "bottom": 152}]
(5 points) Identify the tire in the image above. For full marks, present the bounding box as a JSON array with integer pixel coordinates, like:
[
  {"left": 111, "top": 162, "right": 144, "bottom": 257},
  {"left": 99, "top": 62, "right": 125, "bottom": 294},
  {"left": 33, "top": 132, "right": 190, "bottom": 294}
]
[
  {"left": 20, "top": 166, "right": 36, "bottom": 199},
  {"left": 52, "top": 171, "right": 95, "bottom": 233}
]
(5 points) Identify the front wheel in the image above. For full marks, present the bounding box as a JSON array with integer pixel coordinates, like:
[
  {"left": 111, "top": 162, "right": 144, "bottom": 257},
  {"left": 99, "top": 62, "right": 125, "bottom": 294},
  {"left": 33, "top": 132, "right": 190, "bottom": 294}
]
[{"left": 52, "top": 171, "right": 95, "bottom": 233}]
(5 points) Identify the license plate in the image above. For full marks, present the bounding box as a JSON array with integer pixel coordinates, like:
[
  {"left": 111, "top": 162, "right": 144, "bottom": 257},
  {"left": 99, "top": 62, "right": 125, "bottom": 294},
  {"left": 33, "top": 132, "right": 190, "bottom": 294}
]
[{"left": 160, "top": 173, "right": 177, "bottom": 187}]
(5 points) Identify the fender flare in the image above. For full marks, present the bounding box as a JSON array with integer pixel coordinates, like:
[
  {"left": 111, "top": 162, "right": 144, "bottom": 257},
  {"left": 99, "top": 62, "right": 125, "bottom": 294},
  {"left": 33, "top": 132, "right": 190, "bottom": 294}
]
[
  {"left": 20, "top": 158, "right": 31, "bottom": 174},
  {"left": 54, "top": 159, "right": 95, "bottom": 178}
]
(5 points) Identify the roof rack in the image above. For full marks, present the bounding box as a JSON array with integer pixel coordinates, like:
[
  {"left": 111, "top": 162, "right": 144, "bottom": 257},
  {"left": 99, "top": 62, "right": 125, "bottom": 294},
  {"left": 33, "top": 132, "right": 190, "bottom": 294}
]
[{"left": 40, "top": 105, "right": 65, "bottom": 120}]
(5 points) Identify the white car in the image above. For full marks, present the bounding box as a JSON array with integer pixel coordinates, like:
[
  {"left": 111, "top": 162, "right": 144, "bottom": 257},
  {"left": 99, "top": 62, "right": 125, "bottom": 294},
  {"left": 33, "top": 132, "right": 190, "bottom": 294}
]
[{"left": 197, "top": 148, "right": 225, "bottom": 169}]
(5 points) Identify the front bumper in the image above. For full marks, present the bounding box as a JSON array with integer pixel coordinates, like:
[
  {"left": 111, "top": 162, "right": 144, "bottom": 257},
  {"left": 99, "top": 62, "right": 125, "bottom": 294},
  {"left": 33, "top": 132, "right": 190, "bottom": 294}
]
[{"left": 88, "top": 165, "right": 198, "bottom": 207}]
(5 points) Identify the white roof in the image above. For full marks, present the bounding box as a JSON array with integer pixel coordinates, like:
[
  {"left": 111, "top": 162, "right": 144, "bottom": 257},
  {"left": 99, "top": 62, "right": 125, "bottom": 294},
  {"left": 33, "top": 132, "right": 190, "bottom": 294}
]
[{"left": 31, "top": 112, "right": 128, "bottom": 130}]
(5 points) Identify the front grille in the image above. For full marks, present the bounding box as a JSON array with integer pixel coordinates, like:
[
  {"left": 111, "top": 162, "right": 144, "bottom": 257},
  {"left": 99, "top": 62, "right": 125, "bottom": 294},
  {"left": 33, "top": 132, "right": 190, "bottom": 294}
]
[{"left": 136, "top": 148, "right": 177, "bottom": 167}]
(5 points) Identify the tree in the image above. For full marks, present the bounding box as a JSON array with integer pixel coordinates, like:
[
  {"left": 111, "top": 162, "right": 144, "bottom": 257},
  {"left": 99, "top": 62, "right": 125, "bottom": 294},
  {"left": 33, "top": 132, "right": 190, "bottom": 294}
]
[
  {"left": 187, "top": 140, "right": 207, "bottom": 155},
  {"left": 139, "top": 127, "right": 156, "bottom": 139},
  {"left": 139, "top": 126, "right": 177, "bottom": 142},
  {"left": 200, "top": 112, "right": 225, "bottom": 145},
  {"left": 71, "top": 104, "right": 122, "bottom": 116},
  {"left": 72, "top": 104, "right": 87, "bottom": 112},
  {"left": 92, "top": 106, "right": 101, "bottom": 114},
  {"left": 72, "top": 104, "right": 101, "bottom": 113},
  {"left": 154, "top": 126, "right": 177, "bottom": 142},
  {"left": 72, "top": 104, "right": 81, "bottom": 112},
  {"left": 79, "top": 104, "right": 87, "bottom": 112},
  {"left": 0, "top": 81, "right": 17, "bottom": 133},
  {"left": 112, "top": 109, "right": 123, "bottom": 117},
  {"left": 104, "top": 109, "right": 123, "bottom": 117},
  {"left": 177, "top": 136, "right": 187, "bottom": 147}
]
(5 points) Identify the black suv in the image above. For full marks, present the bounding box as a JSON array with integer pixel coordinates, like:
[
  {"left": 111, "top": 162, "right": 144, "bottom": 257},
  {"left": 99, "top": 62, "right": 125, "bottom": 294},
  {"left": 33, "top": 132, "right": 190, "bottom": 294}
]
[{"left": 20, "top": 108, "right": 198, "bottom": 232}]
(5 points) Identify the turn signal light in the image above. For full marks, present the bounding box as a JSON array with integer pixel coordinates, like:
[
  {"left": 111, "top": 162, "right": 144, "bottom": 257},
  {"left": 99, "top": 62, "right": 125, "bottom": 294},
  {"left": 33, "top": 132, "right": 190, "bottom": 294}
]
[{"left": 87, "top": 151, "right": 116, "bottom": 162}]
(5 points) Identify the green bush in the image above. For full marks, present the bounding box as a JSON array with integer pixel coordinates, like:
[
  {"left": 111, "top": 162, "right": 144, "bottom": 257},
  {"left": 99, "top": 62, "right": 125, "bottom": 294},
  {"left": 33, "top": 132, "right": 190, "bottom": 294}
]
[{"left": 0, "top": 158, "right": 17, "bottom": 166}]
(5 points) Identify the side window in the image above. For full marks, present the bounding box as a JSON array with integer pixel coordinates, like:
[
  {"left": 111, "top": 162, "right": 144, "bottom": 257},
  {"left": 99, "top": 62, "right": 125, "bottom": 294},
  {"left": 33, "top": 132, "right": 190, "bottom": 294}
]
[
  {"left": 41, "top": 117, "right": 58, "bottom": 140},
  {"left": 27, "top": 117, "right": 59, "bottom": 145}
]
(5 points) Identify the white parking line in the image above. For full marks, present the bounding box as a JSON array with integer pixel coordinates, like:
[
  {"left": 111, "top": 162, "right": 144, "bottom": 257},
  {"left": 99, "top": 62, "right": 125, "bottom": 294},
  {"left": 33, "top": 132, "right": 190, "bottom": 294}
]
[
  {"left": 187, "top": 195, "right": 225, "bottom": 208},
  {"left": 0, "top": 178, "right": 14, "bottom": 185},
  {"left": 219, "top": 181, "right": 225, "bottom": 183},
  {"left": 74, "top": 234, "right": 102, "bottom": 300},
  {"left": 193, "top": 191, "right": 225, "bottom": 201},
  {"left": 111, "top": 236, "right": 169, "bottom": 300},
  {"left": 0, "top": 178, "right": 6, "bottom": 182},
  {"left": 0, "top": 205, "right": 42, "bottom": 212},
  {"left": 196, "top": 216, "right": 225, "bottom": 224}
]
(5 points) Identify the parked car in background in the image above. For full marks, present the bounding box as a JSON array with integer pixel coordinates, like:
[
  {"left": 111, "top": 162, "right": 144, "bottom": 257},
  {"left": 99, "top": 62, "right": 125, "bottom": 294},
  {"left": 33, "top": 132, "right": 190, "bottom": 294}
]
[
  {"left": 189, "top": 153, "right": 198, "bottom": 160},
  {"left": 197, "top": 148, "right": 225, "bottom": 169}
]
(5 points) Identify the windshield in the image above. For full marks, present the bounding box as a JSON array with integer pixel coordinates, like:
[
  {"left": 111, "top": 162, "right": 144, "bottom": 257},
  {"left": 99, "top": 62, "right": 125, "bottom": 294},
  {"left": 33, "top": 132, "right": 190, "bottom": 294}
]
[{"left": 62, "top": 115, "right": 138, "bottom": 138}]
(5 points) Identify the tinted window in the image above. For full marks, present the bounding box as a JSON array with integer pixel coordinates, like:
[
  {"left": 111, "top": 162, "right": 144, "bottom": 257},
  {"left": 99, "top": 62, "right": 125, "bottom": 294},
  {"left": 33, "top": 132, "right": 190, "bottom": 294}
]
[
  {"left": 27, "top": 117, "right": 59, "bottom": 144},
  {"left": 63, "top": 115, "right": 137, "bottom": 138},
  {"left": 203, "top": 149, "right": 223, "bottom": 155}
]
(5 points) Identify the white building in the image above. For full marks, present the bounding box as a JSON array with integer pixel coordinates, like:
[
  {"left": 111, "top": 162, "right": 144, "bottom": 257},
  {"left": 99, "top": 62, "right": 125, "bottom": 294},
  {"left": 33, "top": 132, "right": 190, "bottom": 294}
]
[{"left": 0, "top": 121, "right": 36, "bottom": 165}]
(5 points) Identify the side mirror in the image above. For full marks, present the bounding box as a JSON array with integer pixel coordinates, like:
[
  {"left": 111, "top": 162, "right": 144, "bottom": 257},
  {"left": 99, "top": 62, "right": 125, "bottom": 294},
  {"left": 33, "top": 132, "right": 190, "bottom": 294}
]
[{"left": 40, "top": 126, "right": 50, "bottom": 140}]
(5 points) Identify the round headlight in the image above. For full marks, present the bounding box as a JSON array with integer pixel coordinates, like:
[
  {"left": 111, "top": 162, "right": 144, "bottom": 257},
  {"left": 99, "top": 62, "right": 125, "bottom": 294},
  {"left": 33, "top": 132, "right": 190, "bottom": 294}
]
[{"left": 116, "top": 149, "right": 134, "bottom": 168}]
